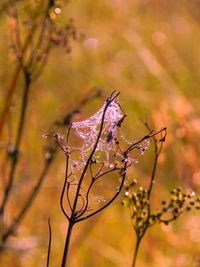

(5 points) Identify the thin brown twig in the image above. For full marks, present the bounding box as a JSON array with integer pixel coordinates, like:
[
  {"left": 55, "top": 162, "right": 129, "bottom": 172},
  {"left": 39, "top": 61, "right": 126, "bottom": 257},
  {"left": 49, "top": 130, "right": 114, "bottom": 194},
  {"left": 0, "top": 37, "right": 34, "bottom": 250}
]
[
  {"left": 0, "top": 70, "right": 31, "bottom": 216},
  {"left": 0, "top": 11, "right": 38, "bottom": 138},
  {"left": 46, "top": 218, "right": 52, "bottom": 267},
  {"left": 76, "top": 167, "right": 127, "bottom": 223},
  {"left": 0, "top": 159, "right": 51, "bottom": 249},
  {"left": 131, "top": 123, "right": 166, "bottom": 267}
]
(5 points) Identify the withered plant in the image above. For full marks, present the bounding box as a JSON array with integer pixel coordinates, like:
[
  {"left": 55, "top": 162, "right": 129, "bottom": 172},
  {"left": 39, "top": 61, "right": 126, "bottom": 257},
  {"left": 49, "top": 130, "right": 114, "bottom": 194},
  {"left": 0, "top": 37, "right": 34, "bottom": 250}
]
[
  {"left": 122, "top": 122, "right": 200, "bottom": 267},
  {"left": 47, "top": 91, "right": 166, "bottom": 267},
  {"left": 0, "top": 0, "right": 93, "bottom": 253}
]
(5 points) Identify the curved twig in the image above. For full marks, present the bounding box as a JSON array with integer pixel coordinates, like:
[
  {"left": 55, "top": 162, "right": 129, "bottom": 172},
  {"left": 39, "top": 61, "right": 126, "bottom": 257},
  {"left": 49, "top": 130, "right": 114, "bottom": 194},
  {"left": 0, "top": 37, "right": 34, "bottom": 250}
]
[
  {"left": 46, "top": 218, "right": 52, "bottom": 267},
  {"left": 75, "top": 165, "right": 127, "bottom": 223}
]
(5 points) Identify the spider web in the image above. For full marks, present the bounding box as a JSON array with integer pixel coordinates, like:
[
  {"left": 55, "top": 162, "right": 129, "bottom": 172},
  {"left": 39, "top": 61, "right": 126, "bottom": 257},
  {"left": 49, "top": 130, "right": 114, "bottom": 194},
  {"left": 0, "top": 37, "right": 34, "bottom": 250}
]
[
  {"left": 71, "top": 97, "right": 125, "bottom": 168},
  {"left": 67, "top": 96, "right": 151, "bottom": 211},
  {"left": 71, "top": 97, "right": 151, "bottom": 168}
]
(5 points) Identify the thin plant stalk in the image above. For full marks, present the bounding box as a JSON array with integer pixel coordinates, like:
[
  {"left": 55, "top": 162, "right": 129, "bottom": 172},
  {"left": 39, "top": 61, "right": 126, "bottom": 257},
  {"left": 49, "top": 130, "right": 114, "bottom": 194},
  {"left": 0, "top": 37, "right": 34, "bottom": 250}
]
[
  {"left": 61, "top": 220, "right": 74, "bottom": 267},
  {"left": 130, "top": 123, "right": 166, "bottom": 267},
  {"left": 132, "top": 238, "right": 141, "bottom": 267},
  {"left": 0, "top": 70, "right": 31, "bottom": 216},
  {"left": 47, "top": 218, "right": 52, "bottom": 267},
  {"left": 0, "top": 11, "right": 38, "bottom": 138},
  {"left": 131, "top": 139, "right": 159, "bottom": 267}
]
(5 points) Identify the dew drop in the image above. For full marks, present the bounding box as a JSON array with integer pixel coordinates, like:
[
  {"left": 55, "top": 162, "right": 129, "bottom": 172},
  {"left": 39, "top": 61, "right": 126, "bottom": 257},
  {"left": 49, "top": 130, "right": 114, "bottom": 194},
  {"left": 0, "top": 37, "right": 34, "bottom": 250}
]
[
  {"left": 55, "top": 7, "right": 61, "bottom": 14},
  {"left": 124, "top": 191, "right": 129, "bottom": 197},
  {"left": 45, "top": 152, "right": 52, "bottom": 160}
]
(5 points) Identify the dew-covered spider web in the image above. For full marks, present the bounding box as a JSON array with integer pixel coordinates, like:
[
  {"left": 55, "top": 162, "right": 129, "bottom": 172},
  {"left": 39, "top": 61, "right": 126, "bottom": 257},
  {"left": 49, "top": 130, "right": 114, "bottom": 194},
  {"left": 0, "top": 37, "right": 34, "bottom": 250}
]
[
  {"left": 71, "top": 98, "right": 124, "bottom": 166},
  {"left": 65, "top": 96, "right": 151, "bottom": 215},
  {"left": 70, "top": 97, "right": 150, "bottom": 169}
]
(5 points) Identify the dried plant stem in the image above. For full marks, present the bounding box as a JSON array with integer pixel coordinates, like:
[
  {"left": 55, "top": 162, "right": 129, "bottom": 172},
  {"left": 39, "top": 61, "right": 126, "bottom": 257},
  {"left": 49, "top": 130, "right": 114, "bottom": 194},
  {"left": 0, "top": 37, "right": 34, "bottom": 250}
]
[
  {"left": 0, "top": 160, "right": 51, "bottom": 250},
  {"left": 60, "top": 152, "right": 74, "bottom": 267},
  {"left": 132, "top": 238, "right": 141, "bottom": 267},
  {"left": 0, "top": 66, "right": 21, "bottom": 138},
  {"left": 61, "top": 220, "right": 74, "bottom": 267},
  {"left": 0, "top": 20, "right": 37, "bottom": 138},
  {"left": 47, "top": 218, "right": 52, "bottom": 267},
  {"left": 131, "top": 124, "right": 164, "bottom": 267},
  {"left": 0, "top": 71, "right": 31, "bottom": 216}
]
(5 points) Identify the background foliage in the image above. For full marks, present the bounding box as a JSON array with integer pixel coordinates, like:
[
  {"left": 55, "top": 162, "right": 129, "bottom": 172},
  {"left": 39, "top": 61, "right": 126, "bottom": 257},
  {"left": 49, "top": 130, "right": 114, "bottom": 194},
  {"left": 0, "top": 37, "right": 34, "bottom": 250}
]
[{"left": 0, "top": 0, "right": 200, "bottom": 267}]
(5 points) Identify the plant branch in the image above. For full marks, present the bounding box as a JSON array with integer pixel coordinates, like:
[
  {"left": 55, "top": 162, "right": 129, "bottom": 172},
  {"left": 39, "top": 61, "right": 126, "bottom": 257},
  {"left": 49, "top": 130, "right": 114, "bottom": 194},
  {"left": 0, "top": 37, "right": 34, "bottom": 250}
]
[
  {"left": 0, "top": 70, "right": 31, "bottom": 216},
  {"left": 0, "top": 19, "right": 37, "bottom": 139},
  {"left": 60, "top": 153, "right": 70, "bottom": 220},
  {"left": 0, "top": 159, "right": 51, "bottom": 250},
  {"left": 124, "top": 127, "right": 166, "bottom": 156},
  {"left": 132, "top": 238, "right": 141, "bottom": 267},
  {"left": 75, "top": 166, "right": 127, "bottom": 223},
  {"left": 61, "top": 220, "right": 74, "bottom": 267},
  {"left": 46, "top": 218, "right": 52, "bottom": 267}
]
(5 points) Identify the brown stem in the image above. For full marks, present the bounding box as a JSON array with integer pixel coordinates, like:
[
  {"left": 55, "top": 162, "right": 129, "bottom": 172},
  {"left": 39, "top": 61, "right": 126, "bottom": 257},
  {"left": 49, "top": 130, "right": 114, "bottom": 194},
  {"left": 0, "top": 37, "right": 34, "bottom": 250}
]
[
  {"left": 60, "top": 154, "right": 70, "bottom": 220},
  {"left": 47, "top": 218, "right": 52, "bottom": 267},
  {"left": 61, "top": 220, "right": 74, "bottom": 267},
  {"left": 0, "top": 159, "right": 51, "bottom": 250},
  {"left": 76, "top": 167, "right": 126, "bottom": 223},
  {"left": 132, "top": 237, "right": 141, "bottom": 267},
  {"left": 0, "top": 66, "right": 21, "bottom": 138},
  {"left": 0, "top": 71, "right": 31, "bottom": 216},
  {"left": 131, "top": 124, "right": 166, "bottom": 267},
  {"left": 0, "top": 22, "right": 37, "bottom": 139}
]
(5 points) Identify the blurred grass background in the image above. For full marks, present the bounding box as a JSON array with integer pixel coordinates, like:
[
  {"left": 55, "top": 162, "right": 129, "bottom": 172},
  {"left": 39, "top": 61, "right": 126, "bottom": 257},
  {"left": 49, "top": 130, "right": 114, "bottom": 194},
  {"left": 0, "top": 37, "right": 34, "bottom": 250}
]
[{"left": 0, "top": 0, "right": 200, "bottom": 266}]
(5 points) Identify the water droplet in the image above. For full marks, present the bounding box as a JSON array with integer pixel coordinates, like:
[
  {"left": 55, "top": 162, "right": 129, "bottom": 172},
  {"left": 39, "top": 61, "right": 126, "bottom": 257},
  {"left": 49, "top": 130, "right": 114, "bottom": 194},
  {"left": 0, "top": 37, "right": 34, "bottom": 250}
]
[
  {"left": 54, "top": 7, "right": 61, "bottom": 14},
  {"left": 45, "top": 152, "right": 52, "bottom": 160},
  {"left": 124, "top": 191, "right": 129, "bottom": 197}
]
